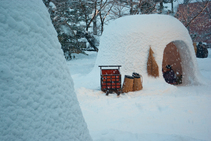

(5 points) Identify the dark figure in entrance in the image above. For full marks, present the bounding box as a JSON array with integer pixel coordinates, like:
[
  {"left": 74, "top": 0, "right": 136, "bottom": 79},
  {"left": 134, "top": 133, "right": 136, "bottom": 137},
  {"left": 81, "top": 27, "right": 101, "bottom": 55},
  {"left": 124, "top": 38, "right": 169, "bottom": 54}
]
[
  {"left": 196, "top": 42, "right": 208, "bottom": 58},
  {"left": 163, "top": 65, "right": 177, "bottom": 84}
]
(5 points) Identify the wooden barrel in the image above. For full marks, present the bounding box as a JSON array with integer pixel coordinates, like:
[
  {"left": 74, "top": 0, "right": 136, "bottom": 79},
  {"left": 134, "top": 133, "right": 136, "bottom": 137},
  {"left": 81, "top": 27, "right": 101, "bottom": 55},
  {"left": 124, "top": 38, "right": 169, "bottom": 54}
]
[
  {"left": 132, "top": 73, "right": 143, "bottom": 91},
  {"left": 122, "top": 75, "right": 134, "bottom": 93}
]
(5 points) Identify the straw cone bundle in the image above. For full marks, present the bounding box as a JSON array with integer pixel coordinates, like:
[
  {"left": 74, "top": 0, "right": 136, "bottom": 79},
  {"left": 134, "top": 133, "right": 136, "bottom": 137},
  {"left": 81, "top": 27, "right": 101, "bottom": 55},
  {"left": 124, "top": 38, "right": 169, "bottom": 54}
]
[
  {"left": 122, "top": 75, "right": 134, "bottom": 93},
  {"left": 193, "top": 42, "right": 197, "bottom": 54},
  {"left": 147, "top": 47, "right": 159, "bottom": 77}
]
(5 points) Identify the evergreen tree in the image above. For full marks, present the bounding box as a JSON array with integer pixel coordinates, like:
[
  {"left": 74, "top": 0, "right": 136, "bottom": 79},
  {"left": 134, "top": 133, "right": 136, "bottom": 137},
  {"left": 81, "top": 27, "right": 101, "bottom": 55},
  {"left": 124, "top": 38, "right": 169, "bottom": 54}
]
[{"left": 43, "top": 0, "right": 98, "bottom": 60}]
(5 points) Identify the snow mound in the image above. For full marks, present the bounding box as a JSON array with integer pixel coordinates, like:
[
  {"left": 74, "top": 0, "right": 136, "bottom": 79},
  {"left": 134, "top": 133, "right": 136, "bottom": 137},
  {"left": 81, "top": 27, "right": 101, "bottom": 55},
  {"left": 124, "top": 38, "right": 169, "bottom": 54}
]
[
  {"left": 94, "top": 14, "right": 201, "bottom": 85},
  {"left": 0, "top": 0, "right": 92, "bottom": 141}
]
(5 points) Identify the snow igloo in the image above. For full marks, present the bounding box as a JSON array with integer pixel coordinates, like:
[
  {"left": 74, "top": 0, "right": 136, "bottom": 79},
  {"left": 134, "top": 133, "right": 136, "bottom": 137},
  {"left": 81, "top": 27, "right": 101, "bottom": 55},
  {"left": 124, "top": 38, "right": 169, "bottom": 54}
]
[
  {"left": 95, "top": 14, "right": 201, "bottom": 86},
  {"left": 0, "top": 0, "right": 92, "bottom": 141}
]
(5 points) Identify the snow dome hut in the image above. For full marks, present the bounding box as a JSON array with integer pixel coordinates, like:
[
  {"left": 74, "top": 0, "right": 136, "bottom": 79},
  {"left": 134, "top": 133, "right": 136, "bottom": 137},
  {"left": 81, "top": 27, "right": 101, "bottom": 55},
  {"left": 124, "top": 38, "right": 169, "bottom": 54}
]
[
  {"left": 95, "top": 15, "right": 200, "bottom": 86},
  {"left": 0, "top": 1, "right": 92, "bottom": 141}
]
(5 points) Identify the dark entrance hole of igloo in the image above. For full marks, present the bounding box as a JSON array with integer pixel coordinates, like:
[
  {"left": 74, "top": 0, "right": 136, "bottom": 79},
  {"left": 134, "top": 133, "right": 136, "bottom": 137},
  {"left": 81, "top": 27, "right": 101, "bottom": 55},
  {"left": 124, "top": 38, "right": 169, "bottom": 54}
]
[{"left": 162, "top": 42, "right": 183, "bottom": 85}]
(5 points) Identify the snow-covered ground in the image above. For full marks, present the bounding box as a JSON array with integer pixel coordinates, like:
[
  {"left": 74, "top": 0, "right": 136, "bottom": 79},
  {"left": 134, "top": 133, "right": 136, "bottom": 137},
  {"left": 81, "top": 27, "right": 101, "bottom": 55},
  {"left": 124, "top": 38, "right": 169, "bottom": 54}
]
[
  {"left": 67, "top": 49, "right": 211, "bottom": 141},
  {"left": 2, "top": 1, "right": 210, "bottom": 140}
]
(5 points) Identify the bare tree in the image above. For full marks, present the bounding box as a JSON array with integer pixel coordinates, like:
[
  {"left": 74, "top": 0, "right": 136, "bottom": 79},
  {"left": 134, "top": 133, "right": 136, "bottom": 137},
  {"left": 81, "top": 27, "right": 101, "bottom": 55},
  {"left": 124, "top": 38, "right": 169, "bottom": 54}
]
[
  {"left": 110, "top": 0, "right": 130, "bottom": 18},
  {"left": 98, "top": 0, "right": 115, "bottom": 34},
  {"left": 185, "top": 1, "right": 209, "bottom": 28},
  {"left": 175, "top": 0, "right": 211, "bottom": 43},
  {"left": 80, "top": 0, "right": 111, "bottom": 32},
  {"left": 126, "top": 0, "right": 157, "bottom": 14}
]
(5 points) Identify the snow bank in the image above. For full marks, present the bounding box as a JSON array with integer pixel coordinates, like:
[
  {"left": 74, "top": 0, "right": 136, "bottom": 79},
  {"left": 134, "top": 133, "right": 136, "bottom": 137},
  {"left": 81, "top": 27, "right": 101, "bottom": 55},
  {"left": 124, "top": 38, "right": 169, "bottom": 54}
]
[
  {"left": 93, "top": 14, "right": 201, "bottom": 86},
  {"left": 0, "top": 0, "right": 92, "bottom": 141},
  {"left": 67, "top": 50, "right": 211, "bottom": 141}
]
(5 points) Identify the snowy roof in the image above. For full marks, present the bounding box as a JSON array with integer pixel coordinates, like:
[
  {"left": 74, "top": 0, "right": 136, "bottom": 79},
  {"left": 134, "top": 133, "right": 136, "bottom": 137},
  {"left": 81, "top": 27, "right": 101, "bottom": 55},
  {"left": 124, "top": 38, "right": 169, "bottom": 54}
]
[
  {"left": 94, "top": 14, "right": 201, "bottom": 85},
  {"left": 0, "top": 0, "right": 91, "bottom": 140}
]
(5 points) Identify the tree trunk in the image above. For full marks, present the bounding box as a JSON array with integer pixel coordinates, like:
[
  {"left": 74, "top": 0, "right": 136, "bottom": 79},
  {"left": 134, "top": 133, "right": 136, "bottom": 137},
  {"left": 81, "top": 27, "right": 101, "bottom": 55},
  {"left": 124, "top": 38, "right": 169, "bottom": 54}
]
[
  {"left": 159, "top": 2, "right": 163, "bottom": 13},
  {"left": 93, "top": 16, "right": 97, "bottom": 35},
  {"left": 130, "top": 0, "right": 133, "bottom": 15},
  {"left": 85, "top": 33, "right": 98, "bottom": 52},
  {"left": 171, "top": 0, "right": 173, "bottom": 13},
  {"left": 101, "top": 21, "right": 104, "bottom": 35}
]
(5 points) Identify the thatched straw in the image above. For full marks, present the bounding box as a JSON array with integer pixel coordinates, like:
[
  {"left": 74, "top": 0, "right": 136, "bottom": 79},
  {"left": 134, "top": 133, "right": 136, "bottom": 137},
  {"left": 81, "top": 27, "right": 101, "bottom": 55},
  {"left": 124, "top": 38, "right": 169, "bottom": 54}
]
[
  {"left": 122, "top": 75, "right": 134, "bottom": 93},
  {"left": 147, "top": 47, "right": 159, "bottom": 77},
  {"left": 193, "top": 42, "right": 197, "bottom": 55}
]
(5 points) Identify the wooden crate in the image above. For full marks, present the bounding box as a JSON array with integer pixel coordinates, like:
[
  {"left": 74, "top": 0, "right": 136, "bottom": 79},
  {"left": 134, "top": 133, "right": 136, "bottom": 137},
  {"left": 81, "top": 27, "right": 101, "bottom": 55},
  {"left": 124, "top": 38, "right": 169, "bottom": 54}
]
[{"left": 99, "top": 65, "right": 121, "bottom": 95}]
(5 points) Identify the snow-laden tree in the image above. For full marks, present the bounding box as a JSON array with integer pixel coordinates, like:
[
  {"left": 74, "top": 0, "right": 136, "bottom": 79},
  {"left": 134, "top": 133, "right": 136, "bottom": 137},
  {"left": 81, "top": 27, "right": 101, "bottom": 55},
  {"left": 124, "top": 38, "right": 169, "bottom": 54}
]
[{"left": 43, "top": 0, "right": 98, "bottom": 60}]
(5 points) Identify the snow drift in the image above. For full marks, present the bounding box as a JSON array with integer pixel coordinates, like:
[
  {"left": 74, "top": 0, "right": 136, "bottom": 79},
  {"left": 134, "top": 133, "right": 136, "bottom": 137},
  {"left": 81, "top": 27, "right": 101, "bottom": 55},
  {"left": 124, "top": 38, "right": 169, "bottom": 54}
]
[
  {"left": 94, "top": 15, "right": 201, "bottom": 85},
  {"left": 67, "top": 50, "right": 211, "bottom": 141},
  {"left": 0, "top": 0, "right": 92, "bottom": 141}
]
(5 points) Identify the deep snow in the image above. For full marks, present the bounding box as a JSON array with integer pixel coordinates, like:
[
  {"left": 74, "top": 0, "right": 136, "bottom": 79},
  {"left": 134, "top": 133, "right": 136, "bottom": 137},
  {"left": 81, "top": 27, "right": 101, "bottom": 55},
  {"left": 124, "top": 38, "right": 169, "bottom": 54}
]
[
  {"left": 0, "top": 1, "right": 91, "bottom": 141},
  {"left": 67, "top": 49, "right": 211, "bottom": 141},
  {"left": 0, "top": 0, "right": 210, "bottom": 140}
]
